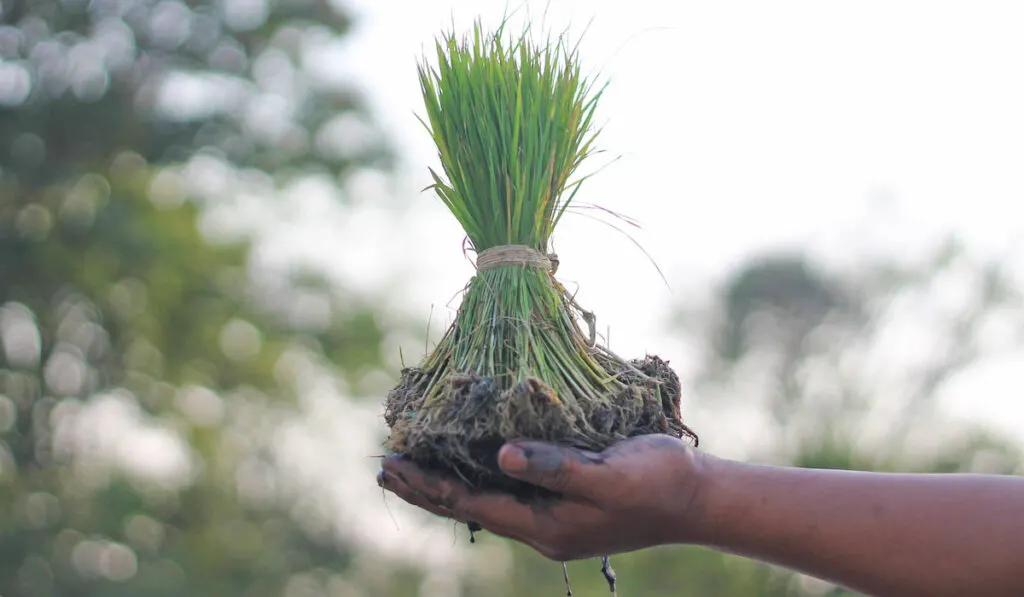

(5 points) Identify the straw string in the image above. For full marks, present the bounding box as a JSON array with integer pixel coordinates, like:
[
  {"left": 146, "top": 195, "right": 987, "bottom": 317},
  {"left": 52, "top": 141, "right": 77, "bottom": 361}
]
[{"left": 476, "top": 245, "right": 557, "bottom": 273}]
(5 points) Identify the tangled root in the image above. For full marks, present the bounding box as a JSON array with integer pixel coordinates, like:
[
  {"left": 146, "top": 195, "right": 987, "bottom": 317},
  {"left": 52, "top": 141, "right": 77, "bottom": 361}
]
[{"left": 384, "top": 354, "right": 697, "bottom": 498}]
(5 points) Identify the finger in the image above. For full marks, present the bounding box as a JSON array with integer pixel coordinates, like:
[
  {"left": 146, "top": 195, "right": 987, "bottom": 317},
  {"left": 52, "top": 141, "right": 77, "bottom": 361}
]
[
  {"left": 383, "top": 457, "right": 546, "bottom": 540},
  {"left": 378, "top": 467, "right": 456, "bottom": 520},
  {"left": 451, "top": 491, "right": 544, "bottom": 538},
  {"left": 497, "top": 440, "right": 608, "bottom": 496},
  {"left": 382, "top": 457, "right": 483, "bottom": 519},
  {"left": 469, "top": 497, "right": 603, "bottom": 561}
]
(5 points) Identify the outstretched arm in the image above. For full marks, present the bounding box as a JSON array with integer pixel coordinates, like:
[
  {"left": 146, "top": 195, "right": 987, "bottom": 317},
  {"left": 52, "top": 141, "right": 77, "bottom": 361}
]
[
  {"left": 379, "top": 436, "right": 1024, "bottom": 597},
  {"left": 695, "top": 455, "right": 1024, "bottom": 597}
]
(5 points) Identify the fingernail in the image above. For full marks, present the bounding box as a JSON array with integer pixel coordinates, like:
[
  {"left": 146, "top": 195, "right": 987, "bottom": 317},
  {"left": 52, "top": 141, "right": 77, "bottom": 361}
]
[
  {"left": 499, "top": 443, "right": 528, "bottom": 473},
  {"left": 376, "top": 470, "right": 388, "bottom": 487}
]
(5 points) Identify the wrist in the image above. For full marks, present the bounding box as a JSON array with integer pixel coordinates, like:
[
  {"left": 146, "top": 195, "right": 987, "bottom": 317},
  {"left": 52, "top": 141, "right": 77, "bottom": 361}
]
[{"left": 674, "top": 452, "right": 741, "bottom": 547}]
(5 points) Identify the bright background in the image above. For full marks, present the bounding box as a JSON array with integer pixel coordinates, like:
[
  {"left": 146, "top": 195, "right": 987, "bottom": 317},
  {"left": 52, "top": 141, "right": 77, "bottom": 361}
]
[
  {"left": 3, "top": 1, "right": 1024, "bottom": 596},
  {"left": 324, "top": 0, "right": 1024, "bottom": 444}
]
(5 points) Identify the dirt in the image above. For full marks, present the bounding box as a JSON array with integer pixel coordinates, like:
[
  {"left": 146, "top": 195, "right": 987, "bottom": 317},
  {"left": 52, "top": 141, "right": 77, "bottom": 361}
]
[{"left": 384, "top": 353, "right": 697, "bottom": 498}]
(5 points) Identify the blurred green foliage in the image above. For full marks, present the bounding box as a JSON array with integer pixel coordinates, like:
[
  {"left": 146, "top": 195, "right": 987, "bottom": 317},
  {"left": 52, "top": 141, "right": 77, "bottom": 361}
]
[
  {"left": 0, "top": 161, "right": 388, "bottom": 596},
  {"left": 0, "top": 0, "right": 413, "bottom": 596},
  {"left": 0, "top": 0, "right": 389, "bottom": 187}
]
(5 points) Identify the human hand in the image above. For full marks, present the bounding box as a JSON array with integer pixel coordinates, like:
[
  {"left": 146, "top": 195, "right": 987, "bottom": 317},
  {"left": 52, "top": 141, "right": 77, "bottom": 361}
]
[{"left": 377, "top": 434, "right": 706, "bottom": 561}]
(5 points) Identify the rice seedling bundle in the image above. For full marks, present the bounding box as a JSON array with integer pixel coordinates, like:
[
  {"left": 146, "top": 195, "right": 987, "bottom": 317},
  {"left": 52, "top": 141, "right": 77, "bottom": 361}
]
[{"left": 384, "top": 20, "right": 697, "bottom": 498}]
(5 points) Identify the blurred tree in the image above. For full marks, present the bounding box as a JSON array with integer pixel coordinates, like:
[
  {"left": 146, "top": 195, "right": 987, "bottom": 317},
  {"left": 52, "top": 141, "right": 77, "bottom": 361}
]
[
  {"left": 0, "top": 0, "right": 389, "bottom": 189},
  {"left": 0, "top": 1, "right": 416, "bottom": 596},
  {"left": 497, "top": 239, "right": 1024, "bottom": 597},
  {"left": 694, "top": 242, "right": 1024, "bottom": 473},
  {"left": 1, "top": 161, "right": 401, "bottom": 596}
]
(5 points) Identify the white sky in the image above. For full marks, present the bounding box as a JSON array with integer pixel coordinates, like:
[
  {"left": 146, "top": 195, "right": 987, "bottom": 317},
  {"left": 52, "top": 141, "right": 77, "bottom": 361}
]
[{"left": 283, "top": 1, "right": 1024, "bottom": 445}]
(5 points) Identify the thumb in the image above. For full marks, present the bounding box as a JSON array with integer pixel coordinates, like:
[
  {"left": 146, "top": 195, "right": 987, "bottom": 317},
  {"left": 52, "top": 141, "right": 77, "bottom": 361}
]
[{"left": 497, "top": 441, "right": 603, "bottom": 494}]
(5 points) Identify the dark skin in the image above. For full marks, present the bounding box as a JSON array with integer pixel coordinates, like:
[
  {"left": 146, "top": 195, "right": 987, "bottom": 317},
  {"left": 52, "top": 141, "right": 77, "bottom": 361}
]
[{"left": 379, "top": 435, "right": 1024, "bottom": 597}]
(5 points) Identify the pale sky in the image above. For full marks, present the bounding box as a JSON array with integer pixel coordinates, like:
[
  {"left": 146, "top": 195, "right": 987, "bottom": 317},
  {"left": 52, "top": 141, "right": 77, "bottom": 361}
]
[{"left": 264, "top": 1, "right": 1024, "bottom": 444}]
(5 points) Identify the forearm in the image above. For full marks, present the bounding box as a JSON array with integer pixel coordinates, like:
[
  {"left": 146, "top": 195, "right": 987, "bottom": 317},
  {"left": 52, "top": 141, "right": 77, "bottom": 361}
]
[{"left": 688, "top": 457, "right": 1024, "bottom": 597}]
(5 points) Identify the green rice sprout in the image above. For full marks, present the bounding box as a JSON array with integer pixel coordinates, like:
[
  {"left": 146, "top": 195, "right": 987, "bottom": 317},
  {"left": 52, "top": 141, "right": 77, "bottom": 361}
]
[
  {"left": 384, "top": 19, "right": 693, "bottom": 494},
  {"left": 417, "top": 19, "right": 618, "bottom": 403},
  {"left": 418, "top": 19, "right": 604, "bottom": 252}
]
